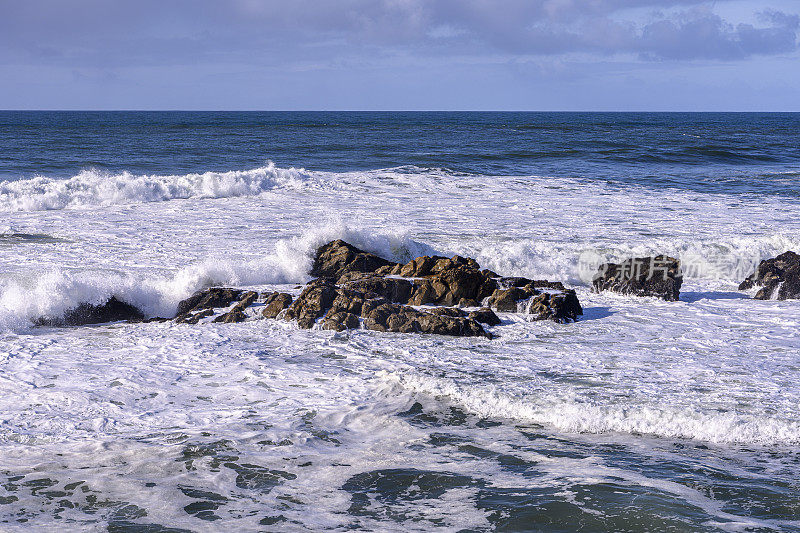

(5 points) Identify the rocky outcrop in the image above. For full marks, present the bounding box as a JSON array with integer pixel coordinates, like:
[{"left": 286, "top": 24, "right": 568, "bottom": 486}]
[
  {"left": 267, "top": 241, "right": 582, "bottom": 333},
  {"left": 38, "top": 297, "right": 144, "bottom": 326},
  {"left": 176, "top": 288, "right": 243, "bottom": 316},
  {"left": 157, "top": 240, "right": 580, "bottom": 337},
  {"left": 592, "top": 256, "right": 682, "bottom": 301},
  {"left": 739, "top": 251, "right": 800, "bottom": 300},
  {"left": 261, "top": 292, "right": 293, "bottom": 318},
  {"left": 33, "top": 241, "right": 579, "bottom": 334},
  {"left": 176, "top": 288, "right": 255, "bottom": 324},
  {"left": 278, "top": 277, "right": 490, "bottom": 337},
  {"left": 311, "top": 240, "right": 396, "bottom": 279}
]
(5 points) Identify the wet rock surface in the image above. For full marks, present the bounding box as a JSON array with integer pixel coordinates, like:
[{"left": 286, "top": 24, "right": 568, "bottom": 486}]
[
  {"left": 739, "top": 251, "right": 800, "bottom": 300},
  {"left": 592, "top": 256, "right": 682, "bottom": 301},
  {"left": 38, "top": 297, "right": 145, "bottom": 327},
  {"left": 271, "top": 240, "right": 582, "bottom": 334},
  {"left": 176, "top": 288, "right": 244, "bottom": 316},
  {"left": 261, "top": 292, "right": 293, "bottom": 318},
  {"left": 170, "top": 240, "right": 582, "bottom": 335},
  {"left": 311, "top": 239, "right": 395, "bottom": 279}
]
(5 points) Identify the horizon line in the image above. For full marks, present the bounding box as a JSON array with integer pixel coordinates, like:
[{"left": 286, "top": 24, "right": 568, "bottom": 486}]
[{"left": 2, "top": 109, "right": 800, "bottom": 113}]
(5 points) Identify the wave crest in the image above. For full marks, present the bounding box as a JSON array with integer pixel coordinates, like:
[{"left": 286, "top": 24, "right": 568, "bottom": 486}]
[{"left": 0, "top": 162, "right": 315, "bottom": 211}]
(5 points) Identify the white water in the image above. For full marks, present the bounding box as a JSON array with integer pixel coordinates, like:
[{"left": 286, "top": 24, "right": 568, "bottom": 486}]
[{"left": 1, "top": 165, "right": 799, "bottom": 530}]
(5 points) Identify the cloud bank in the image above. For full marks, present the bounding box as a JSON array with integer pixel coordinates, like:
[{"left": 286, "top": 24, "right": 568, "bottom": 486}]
[{"left": 0, "top": 0, "right": 797, "bottom": 67}]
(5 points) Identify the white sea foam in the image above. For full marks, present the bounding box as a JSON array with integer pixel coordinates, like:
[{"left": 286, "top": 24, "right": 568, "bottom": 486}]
[
  {"left": 0, "top": 222, "right": 437, "bottom": 331},
  {"left": 385, "top": 372, "right": 800, "bottom": 446},
  {"left": 0, "top": 162, "right": 316, "bottom": 211},
  {"left": 2, "top": 164, "right": 800, "bottom": 530}
]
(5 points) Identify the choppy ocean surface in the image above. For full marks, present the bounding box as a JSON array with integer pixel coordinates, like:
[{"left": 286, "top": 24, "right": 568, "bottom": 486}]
[{"left": 1, "top": 112, "right": 799, "bottom": 532}]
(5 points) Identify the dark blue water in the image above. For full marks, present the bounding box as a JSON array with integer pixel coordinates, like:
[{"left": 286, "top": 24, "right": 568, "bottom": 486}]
[{"left": 2, "top": 111, "right": 800, "bottom": 196}]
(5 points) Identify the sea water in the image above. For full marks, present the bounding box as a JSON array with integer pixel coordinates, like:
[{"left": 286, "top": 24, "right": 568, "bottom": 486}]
[{"left": 0, "top": 112, "right": 799, "bottom": 531}]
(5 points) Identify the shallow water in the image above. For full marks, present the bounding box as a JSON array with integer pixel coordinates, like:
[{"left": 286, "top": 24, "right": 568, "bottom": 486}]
[{"left": 1, "top": 112, "right": 799, "bottom": 531}]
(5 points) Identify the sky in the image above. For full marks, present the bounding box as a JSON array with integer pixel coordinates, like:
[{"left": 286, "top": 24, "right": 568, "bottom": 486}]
[{"left": 1, "top": 0, "right": 798, "bottom": 110}]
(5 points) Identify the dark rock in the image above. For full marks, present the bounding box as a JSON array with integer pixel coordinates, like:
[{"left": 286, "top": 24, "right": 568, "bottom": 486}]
[
  {"left": 212, "top": 309, "right": 248, "bottom": 323},
  {"left": 427, "top": 307, "right": 466, "bottom": 318},
  {"left": 261, "top": 292, "right": 293, "bottom": 319},
  {"left": 285, "top": 278, "right": 338, "bottom": 328},
  {"left": 232, "top": 291, "right": 258, "bottom": 311},
  {"left": 468, "top": 307, "right": 501, "bottom": 326},
  {"left": 592, "top": 255, "right": 682, "bottom": 301},
  {"left": 327, "top": 289, "right": 365, "bottom": 316},
  {"left": 322, "top": 311, "right": 361, "bottom": 331},
  {"left": 176, "top": 288, "right": 243, "bottom": 316},
  {"left": 739, "top": 251, "right": 800, "bottom": 300},
  {"left": 415, "top": 311, "right": 490, "bottom": 338},
  {"left": 176, "top": 308, "right": 214, "bottom": 324},
  {"left": 399, "top": 255, "right": 445, "bottom": 277},
  {"left": 522, "top": 291, "right": 583, "bottom": 323},
  {"left": 437, "top": 266, "right": 485, "bottom": 305},
  {"left": 360, "top": 297, "right": 390, "bottom": 317},
  {"left": 143, "top": 316, "right": 170, "bottom": 323},
  {"left": 487, "top": 285, "right": 582, "bottom": 322},
  {"left": 488, "top": 287, "right": 529, "bottom": 312},
  {"left": 311, "top": 240, "right": 396, "bottom": 279},
  {"left": 38, "top": 296, "right": 144, "bottom": 326},
  {"left": 361, "top": 302, "right": 489, "bottom": 338},
  {"left": 340, "top": 275, "right": 413, "bottom": 303}
]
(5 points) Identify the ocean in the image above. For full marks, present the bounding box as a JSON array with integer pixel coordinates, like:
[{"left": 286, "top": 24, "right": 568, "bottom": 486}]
[{"left": 0, "top": 111, "right": 799, "bottom": 531}]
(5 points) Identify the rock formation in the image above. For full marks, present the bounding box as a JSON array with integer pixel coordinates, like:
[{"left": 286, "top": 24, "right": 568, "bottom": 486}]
[
  {"left": 37, "top": 297, "right": 144, "bottom": 327},
  {"left": 36, "top": 239, "right": 582, "bottom": 337},
  {"left": 739, "top": 251, "right": 800, "bottom": 300},
  {"left": 592, "top": 255, "right": 682, "bottom": 301}
]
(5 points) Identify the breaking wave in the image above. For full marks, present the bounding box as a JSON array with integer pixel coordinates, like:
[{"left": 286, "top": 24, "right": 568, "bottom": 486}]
[
  {"left": 387, "top": 373, "right": 800, "bottom": 446},
  {"left": 0, "top": 162, "right": 318, "bottom": 211},
  {"left": 0, "top": 224, "right": 436, "bottom": 332}
]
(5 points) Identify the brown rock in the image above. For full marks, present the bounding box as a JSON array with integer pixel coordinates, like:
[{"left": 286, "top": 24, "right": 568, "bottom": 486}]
[
  {"left": 175, "top": 308, "right": 214, "bottom": 324},
  {"left": 311, "top": 239, "right": 396, "bottom": 279},
  {"left": 286, "top": 278, "right": 338, "bottom": 328},
  {"left": 468, "top": 307, "right": 501, "bottom": 326},
  {"left": 428, "top": 307, "right": 466, "bottom": 318},
  {"left": 262, "top": 292, "right": 293, "bottom": 318},
  {"left": 212, "top": 309, "right": 248, "bottom": 323},
  {"left": 176, "top": 288, "right": 243, "bottom": 316},
  {"left": 488, "top": 287, "right": 529, "bottom": 312},
  {"left": 340, "top": 275, "right": 413, "bottom": 303},
  {"left": 400, "top": 256, "right": 442, "bottom": 277},
  {"left": 231, "top": 291, "right": 258, "bottom": 312},
  {"left": 322, "top": 311, "right": 361, "bottom": 331}
]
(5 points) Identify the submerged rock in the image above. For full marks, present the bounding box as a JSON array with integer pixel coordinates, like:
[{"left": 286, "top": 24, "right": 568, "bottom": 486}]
[
  {"left": 38, "top": 296, "right": 144, "bottom": 326},
  {"left": 592, "top": 255, "right": 682, "bottom": 301},
  {"left": 739, "top": 251, "right": 800, "bottom": 300}
]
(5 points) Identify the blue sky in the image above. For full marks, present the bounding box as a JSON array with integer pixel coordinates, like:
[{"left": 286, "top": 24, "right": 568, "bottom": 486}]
[{"left": 1, "top": 0, "right": 798, "bottom": 110}]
